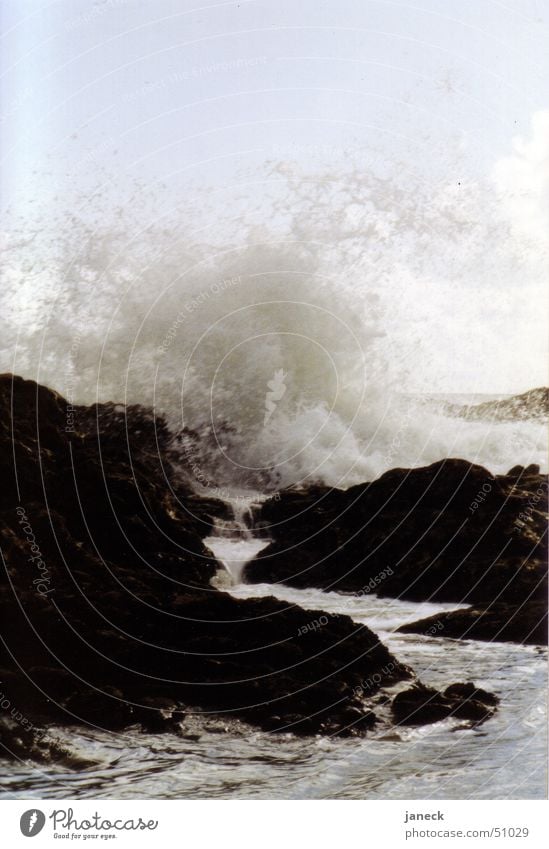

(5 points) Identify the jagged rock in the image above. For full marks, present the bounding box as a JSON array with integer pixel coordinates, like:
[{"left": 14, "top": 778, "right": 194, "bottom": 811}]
[
  {"left": 136, "top": 697, "right": 186, "bottom": 733},
  {"left": 442, "top": 682, "right": 499, "bottom": 706},
  {"left": 392, "top": 682, "right": 498, "bottom": 726},
  {"left": 1, "top": 373, "right": 427, "bottom": 745},
  {"left": 397, "top": 602, "right": 548, "bottom": 646},
  {"left": 442, "top": 388, "right": 549, "bottom": 423},
  {"left": 64, "top": 687, "right": 136, "bottom": 730},
  {"left": 507, "top": 464, "right": 541, "bottom": 478},
  {"left": 0, "top": 715, "right": 94, "bottom": 767},
  {"left": 244, "top": 459, "right": 547, "bottom": 630}
]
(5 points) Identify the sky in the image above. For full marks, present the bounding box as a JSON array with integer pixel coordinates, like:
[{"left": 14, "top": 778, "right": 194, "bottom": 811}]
[
  {"left": 2, "top": 0, "right": 548, "bottom": 192},
  {"left": 1, "top": 0, "right": 548, "bottom": 395}
]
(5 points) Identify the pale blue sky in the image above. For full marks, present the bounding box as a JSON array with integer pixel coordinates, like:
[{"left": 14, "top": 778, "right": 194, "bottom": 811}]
[
  {"left": 1, "top": 1, "right": 548, "bottom": 396},
  {"left": 1, "top": 0, "right": 548, "bottom": 208}
]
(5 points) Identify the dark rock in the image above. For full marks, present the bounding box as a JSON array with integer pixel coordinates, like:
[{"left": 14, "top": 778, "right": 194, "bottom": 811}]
[
  {"left": 136, "top": 697, "right": 186, "bottom": 733},
  {"left": 1, "top": 373, "right": 426, "bottom": 746},
  {"left": 392, "top": 681, "right": 498, "bottom": 727},
  {"left": 0, "top": 715, "right": 94, "bottom": 767},
  {"left": 64, "top": 687, "right": 136, "bottom": 730},
  {"left": 397, "top": 603, "right": 548, "bottom": 646},
  {"left": 392, "top": 685, "right": 452, "bottom": 725},
  {"left": 506, "top": 463, "right": 541, "bottom": 479},
  {"left": 244, "top": 459, "right": 547, "bottom": 628},
  {"left": 443, "top": 682, "right": 499, "bottom": 707}
]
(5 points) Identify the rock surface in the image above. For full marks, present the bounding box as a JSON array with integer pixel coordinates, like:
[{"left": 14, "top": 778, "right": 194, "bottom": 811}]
[
  {"left": 0, "top": 715, "right": 94, "bottom": 767},
  {"left": 397, "top": 602, "right": 548, "bottom": 646},
  {"left": 442, "top": 387, "right": 549, "bottom": 423},
  {"left": 3, "top": 373, "right": 486, "bottom": 752},
  {"left": 391, "top": 682, "right": 499, "bottom": 726},
  {"left": 243, "top": 460, "right": 547, "bottom": 644}
]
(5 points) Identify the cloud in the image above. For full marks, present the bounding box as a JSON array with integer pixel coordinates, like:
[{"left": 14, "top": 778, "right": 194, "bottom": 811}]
[{"left": 493, "top": 110, "right": 549, "bottom": 248}]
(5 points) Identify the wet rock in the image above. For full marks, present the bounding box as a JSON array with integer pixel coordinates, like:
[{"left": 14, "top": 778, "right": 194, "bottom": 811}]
[
  {"left": 507, "top": 464, "right": 541, "bottom": 478},
  {"left": 325, "top": 706, "right": 378, "bottom": 737},
  {"left": 392, "top": 682, "right": 498, "bottom": 727},
  {"left": 1, "top": 374, "right": 419, "bottom": 745},
  {"left": 443, "top": 682, "right": 499, "bottom": 707},
  {"left": 244, "top": 459, "right": 547, "bottom": 629},
  {"left": 136, "top": 697, "right": 186, "bottom": 733},
  {"left": 64, "top": 687, "right": 136, "bottom": 730},
  {"left": 397, "top": 602, "right": 548, "bottom": 646},
  {"left": 0, "top": 715, "right": 93, "bottom": 767},
  {"left": 392, "top": 685, "right": 452, "bottom": 725}
]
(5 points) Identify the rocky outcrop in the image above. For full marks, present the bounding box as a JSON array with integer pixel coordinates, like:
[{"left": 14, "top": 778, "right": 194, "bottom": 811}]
[
  {"left": 0, "top": 715, "right": 95, "bottom": 767},
  {"left": 442, "top": 387, "right": 549, "bottom": 423},
  {"left": 391, "top": 682, "right": 499, "bottom": 726},
  {"left": 3, "top": 373, "right": 478, "bottom": 750},
  {"left": 397, "top": 602, "right": 548, "bottom": 646},
  {"left": 243, "top": 460, "right": 547, "bottom": 644}
]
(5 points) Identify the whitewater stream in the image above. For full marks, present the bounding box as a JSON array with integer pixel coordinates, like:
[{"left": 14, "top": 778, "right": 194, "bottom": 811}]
[{"left": 1, "top": 500, "right": 546, "bottom": 800}]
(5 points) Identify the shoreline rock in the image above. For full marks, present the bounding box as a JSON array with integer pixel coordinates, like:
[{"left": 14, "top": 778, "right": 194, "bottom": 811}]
[
  {"left": 391, "top": 682, "right": 499, "bottom": 726},
  {"left": 397, "top": 602, "right": 548, "bottom": 646},
  {"left": 243, "top": 460, "right": 547, "bottom": 645},
  {"left": 2, "top": 373, "right": 493, "bottom": 752},
  {"left": 441, "top": 387, "right": 549, "bottom": 423},
  {"left": 0, "top": 715, "right": 95, "bottom": 767}
]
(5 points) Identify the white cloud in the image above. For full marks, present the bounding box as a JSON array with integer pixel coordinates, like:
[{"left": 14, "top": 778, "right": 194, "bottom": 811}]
[{"left": 493, "top": 110, "right": 549, "bottom": 248}]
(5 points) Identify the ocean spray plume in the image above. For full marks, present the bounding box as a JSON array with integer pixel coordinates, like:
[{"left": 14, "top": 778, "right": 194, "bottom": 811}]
[{"left": 1, "top": 154, "right": 547, "bottom": 492}]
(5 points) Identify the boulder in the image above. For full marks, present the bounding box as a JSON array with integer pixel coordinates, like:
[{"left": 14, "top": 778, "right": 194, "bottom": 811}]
[
  {"left": 244, "top": 459, "right": 547, "bottom": 623},
  {"left": 397, "top": 602, "right": 548, "bottom": 646},
  {"left": 392, "top": 682, "right": 498, "bottom": 726}
]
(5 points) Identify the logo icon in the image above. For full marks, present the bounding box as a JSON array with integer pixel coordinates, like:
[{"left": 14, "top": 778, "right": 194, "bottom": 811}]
[{"left": 20, "top": 810, "right": 46, "bottom": 837}]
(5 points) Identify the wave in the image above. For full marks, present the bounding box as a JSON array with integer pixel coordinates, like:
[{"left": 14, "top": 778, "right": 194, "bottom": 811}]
[{"left": 2, "top": 159, "right": 547, "bottom": 492}]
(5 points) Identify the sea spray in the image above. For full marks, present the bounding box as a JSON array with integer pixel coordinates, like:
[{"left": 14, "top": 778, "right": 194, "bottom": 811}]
[{"left": 2, "top": 161, "right": 546, "bottom": 492}]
